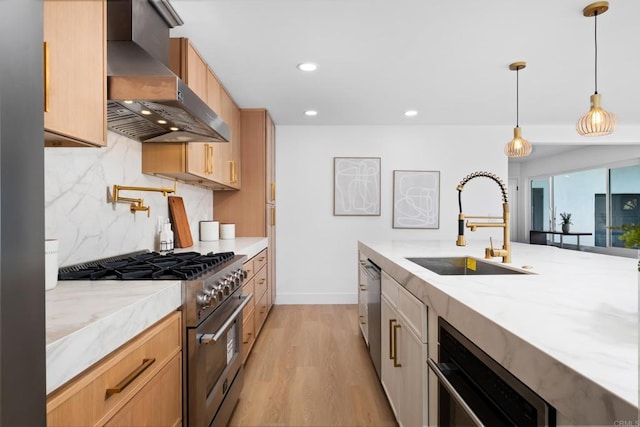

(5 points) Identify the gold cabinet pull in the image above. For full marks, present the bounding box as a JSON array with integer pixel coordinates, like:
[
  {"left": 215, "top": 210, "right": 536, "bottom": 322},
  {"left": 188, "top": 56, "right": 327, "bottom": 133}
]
[
  {"left": 243, "top": 332, "right": 252, "bottom": 344},
  {"left": 208, "top": 145, "right": 214, "bottom": 174},
  {"left": 393, "top": 324, "right": 402, "bottom": 367},
  {"left": 43, "top": 41, "right": 50, "bottom": 112},
  {"left": 105, "top": 358, "right": 155, "bottom": 398},
  {"left": 204, "top": 144, "right": 210, "bottom": 174},
  {"left": 230, "top": 160, "right": 238, "bottom": 183},
  {"left": 388, "top": 319, "right": 396, "bottom": 359},
  {"left": 271, "top": 183, "right": 276, "bottom": 202},
  {"left": 271, "top": 206, "right": 276, "bottom": 226}
]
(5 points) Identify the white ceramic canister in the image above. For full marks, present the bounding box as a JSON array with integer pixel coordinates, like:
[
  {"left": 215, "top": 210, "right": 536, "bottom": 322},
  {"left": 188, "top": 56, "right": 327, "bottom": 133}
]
[
  {"left": 199, "top": 220, "right": 220, "bottom": 241},
  {"left": 219, "top": 223, "right": 236, "bottom": 240},
  {"left": 45, "top": 239, "right": 59, "bottom": 291}
]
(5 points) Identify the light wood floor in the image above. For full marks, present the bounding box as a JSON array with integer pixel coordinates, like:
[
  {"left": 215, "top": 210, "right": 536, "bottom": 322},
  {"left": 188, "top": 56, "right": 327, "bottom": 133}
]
[{"left": 228, "top": 305, "right": 397, "bottom": 427}]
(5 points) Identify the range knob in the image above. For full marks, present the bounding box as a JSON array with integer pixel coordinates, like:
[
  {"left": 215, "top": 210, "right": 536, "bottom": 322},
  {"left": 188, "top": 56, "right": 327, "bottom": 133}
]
[{"left": 196, "top": 291, "right": 211, "bottom": 308}]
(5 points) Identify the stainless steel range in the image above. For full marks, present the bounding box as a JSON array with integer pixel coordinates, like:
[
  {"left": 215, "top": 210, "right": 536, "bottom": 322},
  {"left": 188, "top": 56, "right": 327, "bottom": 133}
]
[{"left": 58, "top": 250, "right": 252, "bottom": 427}]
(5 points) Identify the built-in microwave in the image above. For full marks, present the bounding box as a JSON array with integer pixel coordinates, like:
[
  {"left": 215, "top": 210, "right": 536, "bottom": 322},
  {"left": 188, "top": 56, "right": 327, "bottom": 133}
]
[{"left": 428, "top": 317, "right": 556, "bottom": 426}]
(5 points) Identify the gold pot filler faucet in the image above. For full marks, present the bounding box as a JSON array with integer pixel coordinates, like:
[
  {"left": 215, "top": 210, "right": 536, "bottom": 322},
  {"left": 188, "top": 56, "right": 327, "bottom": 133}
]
[{"left": 456, "top": 171, "right": 511, "bottom": 263}]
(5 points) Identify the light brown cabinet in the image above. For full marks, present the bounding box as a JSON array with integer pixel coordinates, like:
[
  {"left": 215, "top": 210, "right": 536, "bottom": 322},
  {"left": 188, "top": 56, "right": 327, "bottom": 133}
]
[
  {"left": 43, "top": 0, "right": 107, "bottom": 147},
  {"left": 142, "top": 38, "right": 240, "bottom": 190},
  {"left": 142, "top": 141, "right": 232, "bottom": 190},
  {"left": 46, "top": 312, "right": 182, "bottom": 427},
  {"left": 215, "top": 109, "right": 276, "bottom": 310},
  {"left": 240, "top": 249, "right": 269, "bottom": 363}
]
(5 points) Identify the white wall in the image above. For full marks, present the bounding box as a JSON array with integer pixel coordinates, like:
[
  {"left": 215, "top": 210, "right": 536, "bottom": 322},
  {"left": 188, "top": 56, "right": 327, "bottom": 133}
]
[
  {"left": 45, "top": 132, "right": 214, "bottom": 266},
  {"left": 276, "top": 125, "right": 508, "bottom": 304}
]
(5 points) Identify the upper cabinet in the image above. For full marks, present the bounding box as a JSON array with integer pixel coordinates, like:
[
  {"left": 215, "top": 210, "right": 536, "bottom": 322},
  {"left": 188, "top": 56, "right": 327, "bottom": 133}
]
[
  {"left": 43, "top": 0, "right": 107, "bottom": 147},
  {"left": 142, "top": 38, "right": 240, "bottom": 189}
]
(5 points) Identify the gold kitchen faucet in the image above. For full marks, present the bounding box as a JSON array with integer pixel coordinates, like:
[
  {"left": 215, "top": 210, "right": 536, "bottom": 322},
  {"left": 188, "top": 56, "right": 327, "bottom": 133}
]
[{"left": 456, "top": 172, "right": 511, "bottom": 263}]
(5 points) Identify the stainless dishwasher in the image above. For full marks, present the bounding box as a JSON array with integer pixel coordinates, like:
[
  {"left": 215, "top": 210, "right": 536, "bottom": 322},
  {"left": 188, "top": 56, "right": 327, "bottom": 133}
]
[{"left": 360, "top": 258, "right": 381, "bottom": 379}]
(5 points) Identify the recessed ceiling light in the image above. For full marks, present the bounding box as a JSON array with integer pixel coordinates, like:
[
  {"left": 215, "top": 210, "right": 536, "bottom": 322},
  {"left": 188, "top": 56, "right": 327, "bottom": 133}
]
[
  {"left": 297, "top": 63, "right": 317, "bottom": 72},
  {"left": 304, "top": 110, "right": 318, "bottom": 116},
  {"left": 404, "top": 110, "right": 418, "bottom": 117},
  {"left": 141, "top": 110, "right": 152, "bottom": 115},
  {"left": 157, "top": 119, "right": 168, "bottom": 124},
  {"left": 170, "top": 127, "right": 179, "bottom": 131},
  {"left": 123, "top": 100, "right": 133, "bottom": 104}
]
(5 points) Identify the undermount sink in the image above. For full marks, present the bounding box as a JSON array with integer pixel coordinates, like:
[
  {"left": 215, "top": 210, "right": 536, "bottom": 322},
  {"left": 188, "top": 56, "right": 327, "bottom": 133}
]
[{"left": 406, "top": 257, "right": 531, "bottom": 276}]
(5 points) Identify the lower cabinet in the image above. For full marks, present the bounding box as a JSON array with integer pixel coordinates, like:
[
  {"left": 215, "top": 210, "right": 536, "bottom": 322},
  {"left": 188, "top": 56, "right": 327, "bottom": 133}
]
[
  {"left": 103, "top": 353, "right": 182, "bottom": 427},
  {"left": 380, "top": 271, "right": 428, "bottom": 427},
  {"left": 241, "top": 249, "right": 271, "bottom": 363},
  {"left": 358, "top": 257, "right": 369, "bottom": 344},
  {"left": 46, "top": 312, "right": 182, "bottom": 427}
]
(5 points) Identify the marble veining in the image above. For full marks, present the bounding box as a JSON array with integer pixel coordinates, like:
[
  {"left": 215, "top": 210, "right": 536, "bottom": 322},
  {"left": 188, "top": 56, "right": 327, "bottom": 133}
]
[
  {"left": 45, "top": 238, "right": 268, "bottom": 394},
  {"left": 45, "top": 280, "right": 181, "bottom": 394},
  {"left": 359, "top": 240, "right": 638, "bottom": 425},
  {"left": 45, "top": 131, "right": 214, "bottom": 266}
]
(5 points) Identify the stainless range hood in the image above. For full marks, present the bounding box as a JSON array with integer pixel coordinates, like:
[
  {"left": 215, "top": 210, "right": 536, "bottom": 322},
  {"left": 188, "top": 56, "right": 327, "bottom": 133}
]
[{"left": 106, "top": 0, "right": 229, "bottom": 143}]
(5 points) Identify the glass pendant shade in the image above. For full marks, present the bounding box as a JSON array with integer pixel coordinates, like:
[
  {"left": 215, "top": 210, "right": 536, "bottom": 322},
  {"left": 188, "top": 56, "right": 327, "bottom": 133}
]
[
  {"left": 504, "top": 126, "right": 532, "bottom": 157},
  {"left": 576, "top": 93, "right": 616, "bottom": 136}
]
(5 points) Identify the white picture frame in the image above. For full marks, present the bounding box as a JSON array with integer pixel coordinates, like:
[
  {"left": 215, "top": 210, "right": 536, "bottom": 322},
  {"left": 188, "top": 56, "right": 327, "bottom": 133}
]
[
  {"left": 333, "top": 157, "right": 381, "bottom": 216},
  {"left": 393, "top": 170, "right": 440, "bottom": 229}
]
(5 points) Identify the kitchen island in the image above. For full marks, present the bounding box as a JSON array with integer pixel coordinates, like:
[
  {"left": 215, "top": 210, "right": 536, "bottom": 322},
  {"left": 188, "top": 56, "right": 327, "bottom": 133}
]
[
  {"left": 45, "top": 237, "right": 267, "bottom": 394},
  {"left": 359, "top": 240, "right": 638, "bottom": 425}
]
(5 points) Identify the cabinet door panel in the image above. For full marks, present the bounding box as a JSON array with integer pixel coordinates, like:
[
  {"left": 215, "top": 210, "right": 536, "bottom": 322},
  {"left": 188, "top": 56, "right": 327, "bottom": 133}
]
[
  {"left": 185, "top": 42, "right": 207, "bottom": 101},
  {"left": 399, "top": 324, "right": 428, "bottom": 427},
  {"left": 104, "top": 353, "right": 182, "bottom": 427},
  {"left": 381, "top": 296, "right": 399, "bottom": 419},
  {"left": 44, "top": 0, "right": 106, "bottom": 146}
]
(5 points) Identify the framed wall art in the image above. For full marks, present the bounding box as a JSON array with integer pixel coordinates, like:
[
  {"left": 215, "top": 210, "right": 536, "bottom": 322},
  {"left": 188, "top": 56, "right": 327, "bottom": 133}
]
[
  {"left": 393, "top": 170, "right": 440, "bottom": 229},
  {"left": 334, "top": 157, "right": 381, "bottom": 216}
]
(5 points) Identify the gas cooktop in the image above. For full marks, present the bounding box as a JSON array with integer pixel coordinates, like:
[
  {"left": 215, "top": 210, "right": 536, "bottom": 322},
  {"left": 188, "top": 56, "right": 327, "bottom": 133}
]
[{"left": 58, "top": 251, "right": 236, "bottom": 281}]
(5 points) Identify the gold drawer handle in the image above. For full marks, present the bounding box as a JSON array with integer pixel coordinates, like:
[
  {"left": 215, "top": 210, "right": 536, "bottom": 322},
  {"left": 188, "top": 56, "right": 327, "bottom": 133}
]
[
  {"left": 258, "top": 279, "right": 266, "bottom": 284},
  {"left": 105, "top": 358, "right": 156, "bottom": 398},
  {"left": 393, "top": 324, "right": 402, "bottom": 368},
  {"left": 243, "top": 332, "right": 252, "bottom": 344},
  {"left": 258, "top": 257, "right": 265, "bottom": 262}
]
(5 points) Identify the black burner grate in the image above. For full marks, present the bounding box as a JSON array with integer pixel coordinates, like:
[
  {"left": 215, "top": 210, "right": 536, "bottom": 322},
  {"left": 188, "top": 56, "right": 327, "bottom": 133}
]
[{"left": 58, "top": 251, "right": 235, "bottom": 281}]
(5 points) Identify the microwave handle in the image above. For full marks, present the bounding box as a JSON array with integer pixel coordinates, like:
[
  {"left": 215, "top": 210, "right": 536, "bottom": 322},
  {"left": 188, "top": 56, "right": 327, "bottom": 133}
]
[
  {"left": 427, "top": 358, "right": 485, "bottom": 427},
  {"left": 199, "top": 294, "right": 253, "bottom": 344}
]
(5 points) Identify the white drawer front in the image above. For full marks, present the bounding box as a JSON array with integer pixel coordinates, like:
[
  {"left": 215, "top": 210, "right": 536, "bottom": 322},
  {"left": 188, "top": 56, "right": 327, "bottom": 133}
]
[{"left": 398, "top": 285, "right": 428, "bottom": 343}]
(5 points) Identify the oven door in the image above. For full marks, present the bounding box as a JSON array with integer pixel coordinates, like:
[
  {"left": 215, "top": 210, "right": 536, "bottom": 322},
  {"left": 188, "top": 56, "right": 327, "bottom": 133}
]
[
  {"left": 429, "top": 318, "right": 555, "bottom": 427},
  {"left": 428, "top": 358, "right": 508, "bottom": 426},
  {"left": 187, "top": 290, "right": 253, "bottom": 427}
]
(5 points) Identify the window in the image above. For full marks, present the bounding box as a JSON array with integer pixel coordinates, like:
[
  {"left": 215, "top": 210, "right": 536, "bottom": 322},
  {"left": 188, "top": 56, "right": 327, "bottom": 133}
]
[{"left": 530, "top": 164, "right": 640, "bottom": 250}]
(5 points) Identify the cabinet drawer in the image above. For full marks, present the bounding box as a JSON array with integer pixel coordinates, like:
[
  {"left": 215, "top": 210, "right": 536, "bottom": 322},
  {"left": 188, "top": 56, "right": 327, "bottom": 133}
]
[
  {"left": 242, "top": 312, "right": 255, "bottom": 364},
  {"left": 242, "top": 278, "right": 255, "bottom": 322},
  {"left": 104, "top": 352, "right": 182, "bottom": 427},
  {"left": 381, "top": 271, "right": 398, "bottom": 306},
  {"left": 243, "top": 258, "right": 255, "bottom": 280},
  {"left": 254, "top": 265, "right": 268, "bottom": 301},
  {"left": 253, "top": 249, "right": 267, "bottom": 273},
  {"left": 47, "top": 312, "right": 181, "bottom": 427},
  {"left": 397, "top": 286, "right": 428, "bottom": 343},
  {"left": 255, "top": 290, "right": 269, "bottom": 334}
]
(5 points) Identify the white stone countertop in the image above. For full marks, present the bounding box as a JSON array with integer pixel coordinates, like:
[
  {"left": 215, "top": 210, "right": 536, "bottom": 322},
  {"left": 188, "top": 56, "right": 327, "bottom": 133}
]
[
  {"left": 46, "top": 237, "right": 268, "bottom": 395},
  {"left": 358, "top": 240, "right": 638, "bottom": 425}
]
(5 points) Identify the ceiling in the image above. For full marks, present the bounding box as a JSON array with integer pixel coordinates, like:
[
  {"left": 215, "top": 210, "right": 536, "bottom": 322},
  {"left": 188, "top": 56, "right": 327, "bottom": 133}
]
[{"left": 169, "top": 0, "right": 640, "bottom": 133}]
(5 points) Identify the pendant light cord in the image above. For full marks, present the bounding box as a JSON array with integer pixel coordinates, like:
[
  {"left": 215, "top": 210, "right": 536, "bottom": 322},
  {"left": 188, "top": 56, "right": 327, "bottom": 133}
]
[
  {"left": 516, "top": 68, "right": 520, "bottom": 127},
  {"left": 594, "top": 11, "right": 598, "bottom": 94}
]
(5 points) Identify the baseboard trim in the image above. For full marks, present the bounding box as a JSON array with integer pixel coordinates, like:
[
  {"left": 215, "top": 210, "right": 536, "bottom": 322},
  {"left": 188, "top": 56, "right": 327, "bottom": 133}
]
[{"left": 275, "top": 293, "right": 357, "bottom": 305}]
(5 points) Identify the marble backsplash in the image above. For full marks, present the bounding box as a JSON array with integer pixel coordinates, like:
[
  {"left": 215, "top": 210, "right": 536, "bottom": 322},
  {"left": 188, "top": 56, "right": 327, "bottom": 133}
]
[{"left": 45, "top": 132, "right": 214, "bottom": 266}]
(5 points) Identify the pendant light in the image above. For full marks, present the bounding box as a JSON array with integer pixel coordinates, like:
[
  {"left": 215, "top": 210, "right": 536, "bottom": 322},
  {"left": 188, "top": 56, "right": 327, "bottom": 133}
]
[
  {"left": 504, "top": 62, "right": 532, "bottom": 158},
  {"left": 576, "top": 1, "right": 616, "bottom": 136}
]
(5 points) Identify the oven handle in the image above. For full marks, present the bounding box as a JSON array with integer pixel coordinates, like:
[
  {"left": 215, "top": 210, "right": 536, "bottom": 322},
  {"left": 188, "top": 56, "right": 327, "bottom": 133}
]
[
  {"left": 427, "top": 358, "right": 485, "bottom": 427},
  {"left": 199, "top": 293, "right": 253, "bottom": 344}
]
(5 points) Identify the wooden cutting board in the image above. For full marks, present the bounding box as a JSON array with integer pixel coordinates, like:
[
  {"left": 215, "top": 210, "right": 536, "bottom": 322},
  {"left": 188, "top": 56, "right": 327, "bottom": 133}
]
[{"left": 168, "top": 196, "right": 193, "bottom": 248}]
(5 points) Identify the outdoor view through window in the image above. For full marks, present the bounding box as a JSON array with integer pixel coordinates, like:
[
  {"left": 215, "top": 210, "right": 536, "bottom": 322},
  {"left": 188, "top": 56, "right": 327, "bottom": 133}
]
[{"left": 531, "top": 164, "right": 640, "bottom": 249}]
